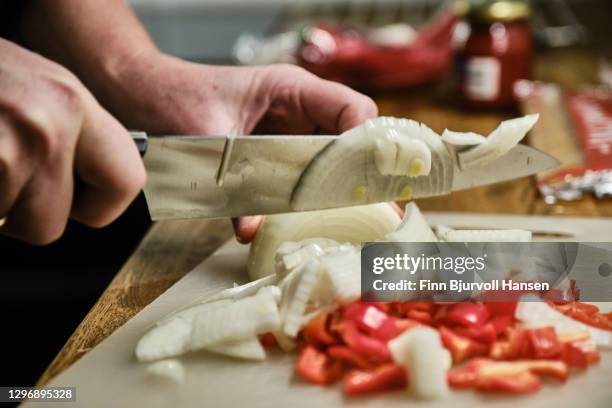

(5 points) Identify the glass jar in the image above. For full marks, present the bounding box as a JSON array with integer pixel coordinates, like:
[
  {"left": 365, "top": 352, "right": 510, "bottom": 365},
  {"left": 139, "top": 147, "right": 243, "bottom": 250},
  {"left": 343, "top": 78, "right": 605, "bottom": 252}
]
[{"left": 454, "top": 0, "right": 533, "bottom": 108}]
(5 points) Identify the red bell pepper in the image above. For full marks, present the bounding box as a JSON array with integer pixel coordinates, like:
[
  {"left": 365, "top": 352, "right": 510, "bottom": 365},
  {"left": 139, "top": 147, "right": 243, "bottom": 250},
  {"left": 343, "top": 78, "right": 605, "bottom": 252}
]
[
  {"left": 455, "top": 322, "right": 497, "bottom": 343},
  {"left": 526, "top": 327, "right": 563, "bottom": 359},
  {"left": 343, "top": 364, "right": 407, "bottom": 395},
  {"left": 436, "top": 302, "right": 490, "bottom": 329},
  {"left": 562, "top": 339, "right": 601, "bottom": 368},
  {"left": 338, "top": 321, "right": 391, "bottom": 362},
  {"left": 328, "top": 346, "right": 375, "bottom": 370},
  {"left": 448, "top": 358, "right": 567, "bottom": 393},
  {"left": 439, "top": 326, "right": 489, "bottom": 364},
  {"left": 476, "top": 371, "right": 541, "bottom": 394},
  {"left": 303, "top": 312, "right": 336, "bottom": 346},
  {"left": 296, "top": 346, "right": 342, "bottom": 385}
]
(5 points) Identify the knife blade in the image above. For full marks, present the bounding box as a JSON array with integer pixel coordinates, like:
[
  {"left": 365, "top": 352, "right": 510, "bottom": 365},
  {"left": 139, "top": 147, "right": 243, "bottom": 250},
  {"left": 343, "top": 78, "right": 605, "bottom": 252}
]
[{"left": 133, "top": 133, "right": 559, "bottom": 220}]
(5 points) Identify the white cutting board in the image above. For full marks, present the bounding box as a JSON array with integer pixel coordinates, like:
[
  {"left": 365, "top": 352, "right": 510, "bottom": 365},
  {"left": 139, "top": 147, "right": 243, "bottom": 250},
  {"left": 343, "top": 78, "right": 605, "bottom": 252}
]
[{"left": 24, "top": 214, "right": 612, "bottom": 408}]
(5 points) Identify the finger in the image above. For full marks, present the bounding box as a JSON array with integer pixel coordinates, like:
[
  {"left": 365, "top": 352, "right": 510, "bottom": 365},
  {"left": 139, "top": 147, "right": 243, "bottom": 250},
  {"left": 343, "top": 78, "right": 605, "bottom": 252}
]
[
  {"left": 1, "top": 147, "right": 73, "bottom": 245},
  {"left": 389, "top": 201, "right": 404, "bottom": 218},
  {"left": 0, "top": 116, "right": 36, "bottom": 219},
  {"left": 71, "top": 100, "right": 146, "bottom": 227},
  {"left": 298, "top": 72, "right": 378, "bottom": 133},
  {"left": 232, "top": 215, "right": 264, "bottom": 244}
]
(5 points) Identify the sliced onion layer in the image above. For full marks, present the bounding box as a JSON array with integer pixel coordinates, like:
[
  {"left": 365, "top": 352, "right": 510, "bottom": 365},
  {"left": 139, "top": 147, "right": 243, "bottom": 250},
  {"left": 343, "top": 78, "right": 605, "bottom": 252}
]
[
  {"left": 248, "top": 203, "right": 400, "bottom": 280},
  {"left": 291, "top": 117, "right": 453, "bottom": 211},
  {"left": 458, "top": 114, "right": 539, "bottom": 169},
  {"left": 384, "top": 202, "right": 438, "bottom": 242}
]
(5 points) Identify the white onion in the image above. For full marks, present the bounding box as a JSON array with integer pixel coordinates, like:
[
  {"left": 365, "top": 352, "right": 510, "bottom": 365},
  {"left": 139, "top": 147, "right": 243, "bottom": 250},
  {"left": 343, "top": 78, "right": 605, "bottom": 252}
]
[
  {"left": 388, "top": 327, "right": 450, "bottom": 399},
  {"left": 248, "top": 203, "right": 400, "bottom": 280},
  {"left": 147, "top": 359, "right": 186, "bottom": 384},
  {"left": 441, "top": 129, "right": 486, "bottom": 146},
  {"left": 190, "top": 287, "right": 281, "bottom": 349},
  {"left": 384, "top": 202, "right": 438, "bottom": 242},
  {"left": 281, "top": 260, "right": 322, "bottom": 337},
  {"left": 290, "top": 116, "right": 453, "bottom": 211},
  {"left": 206, "top": 337, "right": 266, "bottom": 361},
  {"left": 136, "top": 300, "right": 233, "bottom": 362},
  {"left": 458, "top": 114, "right": 539, "bottom": 169}
]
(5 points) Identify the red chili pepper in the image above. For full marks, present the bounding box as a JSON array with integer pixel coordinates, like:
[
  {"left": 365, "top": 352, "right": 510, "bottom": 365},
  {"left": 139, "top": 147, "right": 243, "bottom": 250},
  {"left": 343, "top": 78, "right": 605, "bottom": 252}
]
[
  {"left": 343, "top": 364, "right": 407, "bottom": 395},
  {"left": 338, "top": 321, "right": 391, "bottom": 362},
  {"left": 562, "top": 339, "right": 601, "bottom": 368},
  {"left": 303, "top": 312, "right": 336, "bottom": 347},
  {"left": 526, "top": 327, "right": 563, "bottom": 359},
  {"left": 328, "top": 346, "right": 375, "bottom": 370},
  {"left": 439, "top": 326, "right": 489, "bottom": 364},
  {"left": 405, "top": 308, "right": 434, "bottom": 325},
  {"left": 296, "top": 346, "right": 342, "bottom": 385},
  {"left": 436, "top": 302, "right": 490, "bottom": 329},
  {"left": 488, "top": 315, "right": 515, "bottom": 335}
]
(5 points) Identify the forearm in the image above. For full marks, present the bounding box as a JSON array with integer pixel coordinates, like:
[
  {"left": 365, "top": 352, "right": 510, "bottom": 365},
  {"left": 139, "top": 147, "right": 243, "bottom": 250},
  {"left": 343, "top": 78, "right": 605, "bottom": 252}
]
[{"left": 20, "top": 0, "right": 159, "bottom": 115}]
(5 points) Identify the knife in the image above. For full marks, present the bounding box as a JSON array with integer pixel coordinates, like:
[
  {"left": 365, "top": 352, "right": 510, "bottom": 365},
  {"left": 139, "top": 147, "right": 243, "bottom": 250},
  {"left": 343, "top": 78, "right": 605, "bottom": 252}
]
[{"left": 130, "top": 132, "right": 559, "bottom": 220}]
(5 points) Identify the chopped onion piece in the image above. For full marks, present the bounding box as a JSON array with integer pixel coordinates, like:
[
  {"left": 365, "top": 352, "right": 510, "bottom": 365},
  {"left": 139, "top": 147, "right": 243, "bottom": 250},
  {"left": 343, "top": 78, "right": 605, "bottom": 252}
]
[
  {"left": 282, "top": 260, "right": 322, "bottom": 337},
  {"left": 439, "top": 229, "right": 532, "bottom": 242},
  {"left": 190, "top": 287, "right": 281, "bottom": 349},
  {"left": 136, "top": 300, "right": 233, "bottom": 362},
  {"left": 248, "top": 204, "right": 400, "bottom": 280},
  {"left": 441, "top": 129, "right": 486, "bottom": 146},
  {"left": 206, "top": 337, "right": 266, "bottom": 361},
  {"left": 458, "top": 114, "right": 539, "bottom": 169},
  {"left": 389, "top": 327, "right": 451, "bottom": 399},
  {"left": 384, "top": 202, "right": 438, "bottom": 242},
  {"left": 208, "top": 274, "right": 279, "bottom": 303},
  {"left": 319, "top": 246, "right": 361, "bottom": 301},
  {"left": 147, "top": 359, "right": 186, "bottom": 384},
  {"left": 516, "top": 299, "right": 612, "bottom": 348}
]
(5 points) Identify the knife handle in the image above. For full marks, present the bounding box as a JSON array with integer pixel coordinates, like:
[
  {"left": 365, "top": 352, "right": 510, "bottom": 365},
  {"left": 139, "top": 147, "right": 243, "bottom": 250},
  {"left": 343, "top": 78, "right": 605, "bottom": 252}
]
[{"left": 130, "top": 131, "right": 148, "bottom": 157}]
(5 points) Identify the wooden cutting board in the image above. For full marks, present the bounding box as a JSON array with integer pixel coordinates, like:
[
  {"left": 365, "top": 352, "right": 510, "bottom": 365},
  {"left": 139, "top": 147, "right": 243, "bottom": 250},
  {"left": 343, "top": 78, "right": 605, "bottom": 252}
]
[{"left": 23, "top": 214, "right": 612, "bottom": 408}]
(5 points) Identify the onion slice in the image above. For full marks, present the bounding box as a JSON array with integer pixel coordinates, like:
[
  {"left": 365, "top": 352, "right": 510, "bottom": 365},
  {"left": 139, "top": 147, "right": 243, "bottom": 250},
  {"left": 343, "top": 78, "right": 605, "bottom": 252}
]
[
  {"left": 441, "top": 130, "right": 486, "bottom": 146},
  {"left": 248, "top": 203, "right": 400, "bottom": 280},
  {"left": 384, "top": 202, "right": 438, "bottom": 242},
  {"left": 291, "top": 116, "right": 453, "bottom": 211},
  {"left": 458, "top": 114, "right": 539, "bottom": 169}
]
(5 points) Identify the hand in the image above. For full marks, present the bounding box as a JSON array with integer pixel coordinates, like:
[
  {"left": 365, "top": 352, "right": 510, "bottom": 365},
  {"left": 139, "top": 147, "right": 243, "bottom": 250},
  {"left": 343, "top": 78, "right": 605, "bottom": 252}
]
[
  {"left": 0, "top": 39, "right": 145, "bottom": 244},
  {"left": 100, "top": 53, "right": 378, "bottom": 243}
]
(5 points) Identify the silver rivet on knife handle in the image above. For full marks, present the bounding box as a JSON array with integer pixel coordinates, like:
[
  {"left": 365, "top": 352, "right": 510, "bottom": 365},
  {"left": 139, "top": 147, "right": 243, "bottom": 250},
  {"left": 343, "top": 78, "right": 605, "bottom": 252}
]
[{"left": 215, "top": 126, "right": 237, "bottom": 187}]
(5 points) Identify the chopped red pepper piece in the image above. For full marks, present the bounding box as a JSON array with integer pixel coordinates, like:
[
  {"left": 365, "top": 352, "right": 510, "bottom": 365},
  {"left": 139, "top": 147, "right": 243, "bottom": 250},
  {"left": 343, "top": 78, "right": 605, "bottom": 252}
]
[
  {"left": 562, "top": 339, "right": 601, "bottom": 368},
  {"left": 437, "top": 302, "right": 490, "bottom": 329},
  {"left": 439, "top": 326, "right": 488, "bottom": 363},
  {"left": 455, "top": 322, "right": 497, "bottom": 343},
  {"left": 303, "top": 312, "right": 336, "bottom": 346},
  {"left": 296, "top": 346, "right": 342, "bottom": 385},
  {"left": 344, "top": 303, "right": 399, "bottom": 341},
  {"left": 476, "top": 371, "right": 541, "bottom": 394},
  {"left": 328, "top": 346, "right": 375, "bottom": 370},
  {"left": 552, "top": 302, "right": 612, "bottom": 331},
  {"left": 448, "top": 358, "right": 567, "bottom": 394},
  {"left": 526, "top": 326, "right": 563, "bottom": 359},
  {"left": 343, "top": 364, "right": 407, "bottom": 395},
  {"left": 338, "top": 321, "right": 391, "bottom": 362}
]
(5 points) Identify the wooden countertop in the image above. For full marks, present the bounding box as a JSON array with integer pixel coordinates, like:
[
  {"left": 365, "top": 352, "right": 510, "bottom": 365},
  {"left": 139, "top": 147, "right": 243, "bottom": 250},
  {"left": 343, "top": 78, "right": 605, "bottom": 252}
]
[{"left": 38, "top": 48, "right": 612, "bottom": 385}]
